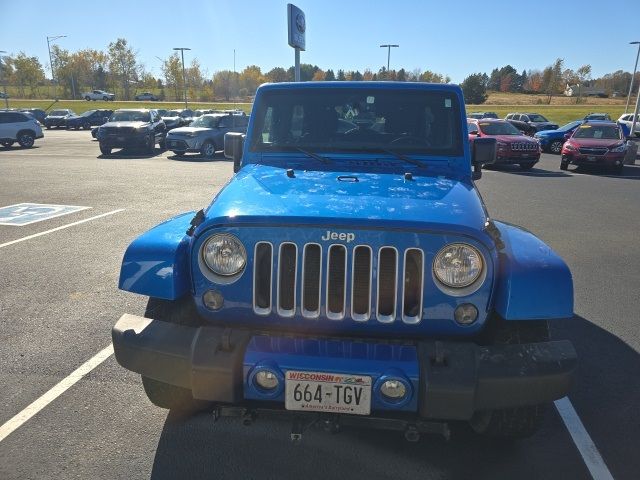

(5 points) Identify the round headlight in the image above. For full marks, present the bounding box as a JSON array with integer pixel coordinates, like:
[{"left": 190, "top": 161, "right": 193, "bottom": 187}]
[
  {"left": 433, "top": 243, "right": 483, "bottom": 288},
  {"left": 254, "top": 370, "right": 279, "bottom": 390},
  {"left": 202, "top": 234, "right": 247, "bottom": 276}
]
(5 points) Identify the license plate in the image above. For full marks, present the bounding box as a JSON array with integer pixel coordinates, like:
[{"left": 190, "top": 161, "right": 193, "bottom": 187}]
[
  {"left": 587, "top": 156, "right": 597, "bottom": 161},
  {"left": 170, "top": 141, "right": 177, "bottom": 147},
  {"left": 285, "top": 370, "right": 372, "bottom": 415},
  {"left": 117, "top": 136, "right": 125, "bottom": 142}
]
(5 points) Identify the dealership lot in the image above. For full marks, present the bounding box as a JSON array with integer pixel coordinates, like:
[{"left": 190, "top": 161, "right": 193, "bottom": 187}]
[{"left": 0, "top": 130, "right": 639, "bottom": 479}]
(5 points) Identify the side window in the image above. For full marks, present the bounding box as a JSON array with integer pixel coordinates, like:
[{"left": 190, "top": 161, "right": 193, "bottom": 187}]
[
  {"left": 261, "top": 107, "right": 273, "bottom": 143},
  {"left": 467, "top": 122, "right": 478, "bottom": 134},
  {"left": 7, "top": 112, "right": 28, "bottom": 123},
  {"left": 505, "top": 114, "right": 513, "bottom": 120},
  {"left": 512, "top": 114, "right": 520, "bottom": 121},
  {"left": 291, "top": 105, "right": 304, "bottom": 139},
  {"left": 218, "top": 116, "right": 232, "bottom": 128},
  {"left": 521, "top": 115, "right": 530, "bottom": 122},
  {"left": 0, "top": 112, "right": 8, "bottom": 123}
]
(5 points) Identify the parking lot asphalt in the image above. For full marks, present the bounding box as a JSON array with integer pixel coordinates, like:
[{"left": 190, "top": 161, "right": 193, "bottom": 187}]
[{"left": 0, "top": 129, "right": 638, "bottom": 480}]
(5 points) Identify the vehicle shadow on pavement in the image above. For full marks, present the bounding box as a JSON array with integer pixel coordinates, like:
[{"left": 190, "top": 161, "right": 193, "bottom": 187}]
[
  {"left": 167, "top": 152, "right": 230, "bottom": 163},
  {"left": 0, "top": 146, "right": 41, "bottom": 153},
  {"left": 148, "top": 313, "right": 640, "bottom": 480},
  {"left": 485, "top": 166, "right": 572, "bottom": 178},
  {"left": 572, "top": 164, "right": 640, "bottom": 180},
  {"left": 549, "top": 314, "right": 640, "bottom": 480},
  {"left": 97, "top": 149, "right": 164, "bottom": 160}
]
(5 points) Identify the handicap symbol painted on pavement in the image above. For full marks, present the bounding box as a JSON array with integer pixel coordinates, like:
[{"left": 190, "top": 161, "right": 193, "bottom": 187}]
[{"left": 0, "top": 203, "right": 91, "bottom": 226}]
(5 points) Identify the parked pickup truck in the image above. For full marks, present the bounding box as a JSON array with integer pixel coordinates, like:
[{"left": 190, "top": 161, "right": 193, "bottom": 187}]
[
  {"left": 112, "top": 82, "right": 576, "bottom": 442},
  {"left": 83, "top": 89, "right": 115, "bottom": 101}
]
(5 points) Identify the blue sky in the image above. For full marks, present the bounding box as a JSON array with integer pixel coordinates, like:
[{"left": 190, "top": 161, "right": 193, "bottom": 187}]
[{"left": 1, "top": 0, "right": 638, "bottom": 82}]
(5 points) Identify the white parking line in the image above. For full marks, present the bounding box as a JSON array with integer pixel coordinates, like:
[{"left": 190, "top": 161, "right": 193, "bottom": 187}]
[
  {"left": 0, "top": 209, "right": 125, "bottom": 249},
  {"left": 0, "top": 344, "right": 114, "bottom": 443},
  {"left": 555, "top": 397, "right": 615, "bottom": 480}
]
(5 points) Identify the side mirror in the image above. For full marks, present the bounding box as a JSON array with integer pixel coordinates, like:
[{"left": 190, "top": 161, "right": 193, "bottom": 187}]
[
  {"left": 224, "top": 132, "right": 245, "bottom": 173},
  {"left": 471, "top": 137, "right": 497, "bottom": 180},
  {"left": 563, "top": 132, "right": 572, "bottom": 141}
]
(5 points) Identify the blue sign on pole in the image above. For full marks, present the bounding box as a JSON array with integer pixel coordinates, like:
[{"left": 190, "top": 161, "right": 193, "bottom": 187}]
[
  {"left": 287, "top": 4, "right": 306, "bottom": 51},
  {"left": 0, "top": 203, "right": 90, "bottom": 226}
]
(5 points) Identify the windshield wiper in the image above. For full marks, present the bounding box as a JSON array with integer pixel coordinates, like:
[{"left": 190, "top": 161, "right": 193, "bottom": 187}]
[
  {"left": 379, "top": 148, "right": 427, "bottom": 168},
  {"left": 292, "top": 146, "right": 331, "bottom": 164}
]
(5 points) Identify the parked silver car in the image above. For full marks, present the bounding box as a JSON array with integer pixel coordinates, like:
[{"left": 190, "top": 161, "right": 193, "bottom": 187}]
[{"left": 164, "top": 113, "right": 248, "bottom": 158}]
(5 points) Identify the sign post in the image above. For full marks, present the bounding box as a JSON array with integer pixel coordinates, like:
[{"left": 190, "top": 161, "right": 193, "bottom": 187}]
[{"left": 287, "top": 4, "right": 306, "bottom": 82}]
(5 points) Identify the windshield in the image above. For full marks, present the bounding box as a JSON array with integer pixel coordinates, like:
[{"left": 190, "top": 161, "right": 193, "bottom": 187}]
[
  {"left": 110, "top": 111, "right": 151, "bottom": 122},
  {"left": 190, "top": 116, "right": 219, "bottom": 128},
  {"left": 478, "top": 121, "right": 521, "bottom": 136},
  {"left": 573, "top": 124, "right": 620, "bottom": 140},
  {"left": 164, "top": 110, "right": 179, "bottom": 117},
  {"left": 50, "top": 110, "right": 69, "bottom": 116},
  {"left": 586, "top": 114, "right": 607, "bottom": 120},
  {"left": 80, "top": 110, "right": 96, "bottom": 117},
  {"left": 558, "top": 121, "right": 583, "bottom": 132},
  {"left": 250, "top": 88, "right": 462, "bottom": 155},
  {"left": 155, "top": 109, "right": 167, "bottom": 116},
  {"left": 527, "top": 114, "right": 548, "bottom": 122}
]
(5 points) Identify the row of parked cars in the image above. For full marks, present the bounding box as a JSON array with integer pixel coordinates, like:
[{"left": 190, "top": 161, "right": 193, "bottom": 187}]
[
  {"left": 467, "top": 111, "right": 638, "bottom": 175},
  {"left": 95, "top": 108, "right": 248, "bottom": 157}
]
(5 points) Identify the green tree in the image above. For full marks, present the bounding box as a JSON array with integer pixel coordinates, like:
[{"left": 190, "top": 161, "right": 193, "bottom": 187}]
[
  {"left": 212, "top": 70, "right": 239, "bottom": 100},
  {"left": 336, "top": 69, "right": 346, "bottom": 81},
  {"left": 461, "top": 73, "right": 488, "bottom": 104},
  {"left": 162, "top": 53, "right": 183, "bottom": 100},
  {"left": 265, "top": 67, "right": 288, "bottom": 83},
  {"left": 324, "top": 69, "right": 335, "bottom": 81},
  {"left": 107, "top": 38, "right": 139, "bottom": 100},
  {"left": 10, "top": 52, "right": 45, "bottom": 98}
]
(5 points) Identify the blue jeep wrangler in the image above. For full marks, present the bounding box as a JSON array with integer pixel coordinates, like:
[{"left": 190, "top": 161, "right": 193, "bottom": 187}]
[{"left": 112, "top": 82, "right": 576, "bottom": 440}]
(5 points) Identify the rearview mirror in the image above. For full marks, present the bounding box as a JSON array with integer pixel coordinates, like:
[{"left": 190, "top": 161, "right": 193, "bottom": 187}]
[
  {"left": 224, "top": 132, "right": 245, "bottom": 173},
  {"left": 471, "top": 137, "right": 497, "bottom": 180}
]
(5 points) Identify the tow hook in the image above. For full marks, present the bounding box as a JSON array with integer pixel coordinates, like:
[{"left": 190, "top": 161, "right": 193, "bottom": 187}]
[{"left": 291, "top": 416, "right": 305, "bottom": 443}]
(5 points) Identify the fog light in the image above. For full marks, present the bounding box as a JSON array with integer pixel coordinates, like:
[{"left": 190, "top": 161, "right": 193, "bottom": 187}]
[
  {"left": 254, "top": 370, "right": 279, "bottom": 390},
  {"left": 380, "top": 379, "right": 407, "bottom": 400},
  {"left": 203, "top": 289, "right": 224, "bottom": 310},
  {"left": 454, "top": 303, "right": 478, "bottom": 325},
  {"left": 615, "top": 160, "right": 621, "bottom": 165}
]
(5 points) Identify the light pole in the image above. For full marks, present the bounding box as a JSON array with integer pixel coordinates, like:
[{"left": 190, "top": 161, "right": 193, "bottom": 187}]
[
  {"left": 380, "top": 44, "right": 399, "bottom": 73},
  {"left": 625, "top": 41, "right": 640, "bottom": 114},
  {"left": 0, "top": 50, "right": 8, "bottom": 108},
  {"left": 173, "top": 47, "right": 190, "bottom": 109},
  {"left": 46, "top": 35, "right": 66, "bottom": 99}
]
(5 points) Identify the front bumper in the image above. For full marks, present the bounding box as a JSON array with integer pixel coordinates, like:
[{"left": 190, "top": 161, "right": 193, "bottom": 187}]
[
  {"left": 100, "top": 132, "right": 150, "bottom": 148},
  {"left": 165, "top": 137, "right": 200, "bottom": 152},
  {"left": 44, "top": 119, "right": 66, "bottom": 127},
  {"left": 495, "top": 152, "right": 541, "bottom": 165},
  {"left": 562, "top": 152, "right": 625, "bottom": 166},
  {"left": 113, "top": 314, "right": 576, "bottom": 420}
]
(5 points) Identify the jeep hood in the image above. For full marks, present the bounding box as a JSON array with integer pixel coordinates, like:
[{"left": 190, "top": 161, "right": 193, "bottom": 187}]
[{"left": 201, "top": 164, "right": 488, "bottom": 234}]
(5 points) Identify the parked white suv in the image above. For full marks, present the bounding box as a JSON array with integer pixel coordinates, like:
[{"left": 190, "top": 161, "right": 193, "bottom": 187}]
[
  {"left": 617, "top": 113, "right": 640, "bottom": 136},
  {"left": 83, "top": 90, "right": 115, "bottom": 101},
  {"left": 0, "top": 110, "right": 44, "bottom": 148}
]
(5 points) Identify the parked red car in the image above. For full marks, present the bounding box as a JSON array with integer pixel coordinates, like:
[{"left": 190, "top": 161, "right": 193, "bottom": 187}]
[
  {"left": 560, "top": 122, "right": 627, "bottom": 174},
  {"left": 468, "top": 119, "right": 540, "bottom": 170}
]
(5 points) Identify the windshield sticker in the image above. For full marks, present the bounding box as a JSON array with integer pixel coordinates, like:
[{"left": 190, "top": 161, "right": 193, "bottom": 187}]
[
  {"left": 445, "top": 98, "right": 451, "bottom": 108},
  {"left": 366, "top": 96, "right": 375, "bottom": 104}
]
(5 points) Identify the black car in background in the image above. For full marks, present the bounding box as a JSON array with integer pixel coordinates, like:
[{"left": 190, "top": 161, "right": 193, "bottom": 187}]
[
  {"left": 505, "top": 112, "right": 559, "bottom": 135},
  {"left": 44, "top": 109, "right": 76, "bottom": 129},
  {"left": 66, "top": 109, "right": 113, "bottom": 130},
  {"left": 97, "top": 109, "right": 166, "bottom": 155},
  {"left": 468, "top": 111, "right": 499, "bottom": 119},
  {"left": 20, "top": 109, "right": 47, "bottom": 123}
]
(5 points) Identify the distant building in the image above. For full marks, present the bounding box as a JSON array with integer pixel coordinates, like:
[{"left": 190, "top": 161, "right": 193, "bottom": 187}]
[{"left": 564, "top": 84, "right": 607, "bottom": 98}]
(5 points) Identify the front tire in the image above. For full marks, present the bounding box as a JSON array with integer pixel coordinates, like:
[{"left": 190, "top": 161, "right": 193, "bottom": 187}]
[
  {"left": 99, "top": 144, "right": 112, "bottom": 155},
  {"left": 470, "top": 319, "right": 550, "bottom": 439},
  {"left": 85, "top": 96, "right": 91, "bottom": 101},
  {"left": 145, "top": 134, "right": 155, "bottom": 154},
  {"left": 560, "top": 157, "right": 569, "bottom": 171},
  {"left": 200, "top": 140, "right": 216, "bottom": 158},
  {"left": 17, "top": 132, "right": 35, "bottom": 148},
  {"left": 83, "top": 122, "right": 91, "bottom": 130},
  {"left": 549, "top": 140, "right": 563, "bottom": 154},
  {"left": 140, "top": 298, "right": 207, "bottom": 411},
  {"left": 1, "top": 140, "right": 14, "bottom": 148}
]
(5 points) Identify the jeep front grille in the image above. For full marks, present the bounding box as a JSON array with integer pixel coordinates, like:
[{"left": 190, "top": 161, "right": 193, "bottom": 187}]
[{"left": 253, "top": 243, "right": 425, "bottom": 324}]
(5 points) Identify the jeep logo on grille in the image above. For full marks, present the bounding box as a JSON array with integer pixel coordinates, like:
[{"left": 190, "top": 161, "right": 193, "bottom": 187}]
[{"left": 321, "top": 230, "right": 355, "bottom": 243}]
